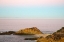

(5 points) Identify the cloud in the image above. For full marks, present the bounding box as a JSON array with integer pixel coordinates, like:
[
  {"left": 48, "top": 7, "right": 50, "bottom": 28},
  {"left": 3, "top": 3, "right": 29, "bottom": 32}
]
[{"left": 0, "top": 0, "right": 64, "bottom": 7}]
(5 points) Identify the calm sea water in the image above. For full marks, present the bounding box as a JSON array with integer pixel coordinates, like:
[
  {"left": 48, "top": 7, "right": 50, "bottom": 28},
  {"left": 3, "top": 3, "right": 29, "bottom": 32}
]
[
  {"left": 0, "top": 35, "right": 36, "bottom": 42},
  {"left": 0, "top": 31, "right": 54, "bottom": 42}
]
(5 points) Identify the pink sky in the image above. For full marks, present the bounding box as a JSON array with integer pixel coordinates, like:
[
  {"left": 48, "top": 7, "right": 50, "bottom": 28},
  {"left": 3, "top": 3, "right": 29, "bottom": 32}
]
[{"left": 0, "top": 0, "right": 64, "bottom": 7}]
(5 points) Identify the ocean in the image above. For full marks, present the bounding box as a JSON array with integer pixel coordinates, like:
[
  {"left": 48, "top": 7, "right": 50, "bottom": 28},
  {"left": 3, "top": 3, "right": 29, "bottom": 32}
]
[
  {"left": 0, "top": 31, "right": 54, "bottom": 42},
  {"left": 0, "top": 35, "right": 36, "bottom": 42}
]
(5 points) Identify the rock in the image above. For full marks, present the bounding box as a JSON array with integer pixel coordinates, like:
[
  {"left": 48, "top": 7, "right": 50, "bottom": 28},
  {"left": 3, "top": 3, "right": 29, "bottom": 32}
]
[
  {"left": 52, "top": 27, "right": 64, "bottom": 40},
  {"left": 37, "top": 37, "right": 49, "bottom": 42},
  {"left": 15, "top": 27, "right": 43, "bottom": 35},
  {"left": 53, "top": 27, "right": 64, "bottom": 34},
  {"left": 24, "top": 38, "right": 38, "bottom": 40},
  {"left": 46, "top": 35, "right": 53, "bottom": 39},
  {"left": 0, "top": 31, "right": 15, "bottom": 35},
  {"left": 57, "top": 27, "right": 64, "bottom": 33},
  {"left": 37, "top": 37, "right": 64, "bottom": 42},
  {"left": 44, "top": 27, "right": 64, "bottom": 41},
  {"left": 37, "top": 27, "right": 64, "bottom": 42}
]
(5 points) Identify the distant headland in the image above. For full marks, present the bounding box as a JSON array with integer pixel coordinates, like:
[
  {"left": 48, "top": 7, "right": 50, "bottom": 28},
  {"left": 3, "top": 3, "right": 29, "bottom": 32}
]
[{"left": 0, "top": 27, "right": 43, "bottom": 35}]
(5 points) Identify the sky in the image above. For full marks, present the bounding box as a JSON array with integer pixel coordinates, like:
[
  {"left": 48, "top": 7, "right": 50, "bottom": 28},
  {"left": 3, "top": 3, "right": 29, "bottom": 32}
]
[
  {"left": 0, "top": 0, "right": 64, "bottom": 19},
  {"left": 0, "top": 0, "right": 64, "bottom": 31}
]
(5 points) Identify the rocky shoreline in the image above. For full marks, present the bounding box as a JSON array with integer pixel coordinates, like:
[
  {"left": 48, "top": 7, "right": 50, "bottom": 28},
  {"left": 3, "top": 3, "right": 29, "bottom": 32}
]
[
  {"left": 0, "top": 27, "right": 64, "bottom": 42},
  {"left": 37, "top": 27, "right": 64, "bottom": 42},
  {"left": 0, "top": 27, "right": 42, "bottom": 35}
]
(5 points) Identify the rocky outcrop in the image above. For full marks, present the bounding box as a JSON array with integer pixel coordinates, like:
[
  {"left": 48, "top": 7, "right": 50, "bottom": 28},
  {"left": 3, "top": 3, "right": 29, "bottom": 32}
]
[
  {"left": 37, "top": 37, "right": 64, "bottom": 42},
  {"left": 24, "top": 37, "right": 38, "bottom": 40},
  {"left": 45, "top": 27, "right": 64, "bottom": 40},
  {"left": 53, "top": 27, "right": 64, "bottom": 34},
  {"left": 15, "top": 27, "right": 43, "bottom": 35},
  {"left": 0, "top": 31, "right": 15, "bottom": 35},
  {"left": 46, "top": 35, "right": 53, "bottom": 39},
  {"left": 37, "top": 27, "right": 64, "bottom": 42},
  {"left": 57, "top": 27, "right": 64, "bottom": 33},
  {"left": 52, "top": 27, "right": 64, "bottom": 40},
  {"left": 37, "top": 37, "right": 50, "bottom": 42}
]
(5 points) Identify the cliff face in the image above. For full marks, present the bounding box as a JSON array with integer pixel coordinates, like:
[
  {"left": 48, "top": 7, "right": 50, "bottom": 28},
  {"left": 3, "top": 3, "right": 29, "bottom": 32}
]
[{"left": 15, "top": 27, "right": 43, "bottom": 35}]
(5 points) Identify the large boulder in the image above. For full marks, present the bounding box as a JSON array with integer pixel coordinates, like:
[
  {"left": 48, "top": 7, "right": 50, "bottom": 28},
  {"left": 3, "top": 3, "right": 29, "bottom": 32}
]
[{"left": 15, "top": 27, "right": 43, "bottom": 35}]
